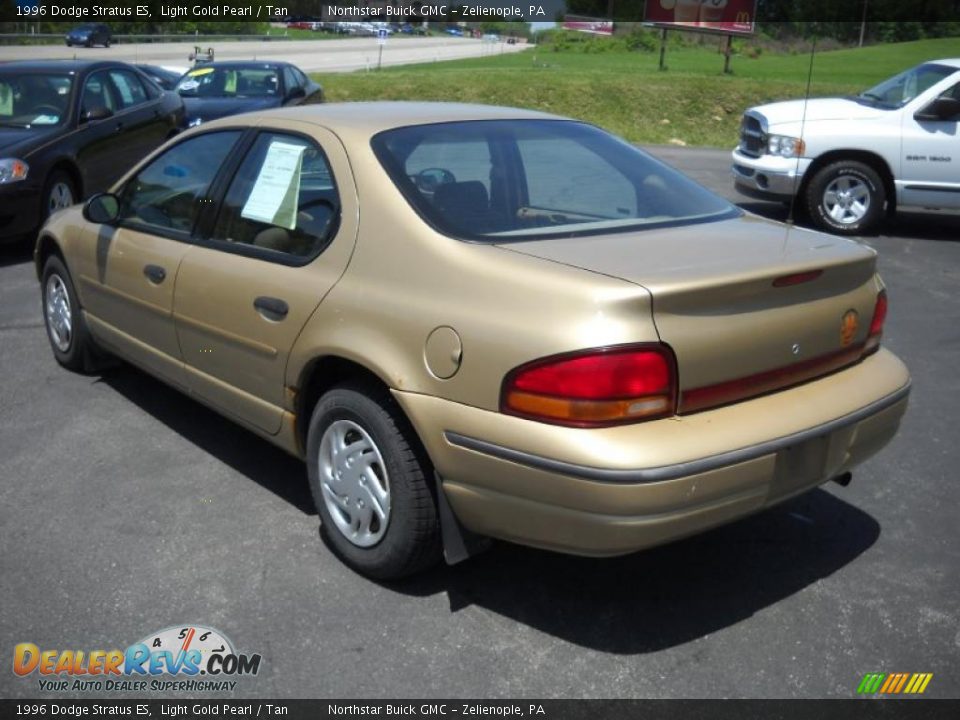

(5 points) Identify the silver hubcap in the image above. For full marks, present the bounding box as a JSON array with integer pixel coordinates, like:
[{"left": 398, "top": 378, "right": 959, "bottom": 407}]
[
  {"left": 823, "top": 175, "right": 870, "bottom": 225},
  {"left": 319, "top": 419, "right": 391, "bottom": 547},
  {"left": 47, "top": 182, "right": 74, "bottom": 215},
  {"left": 45, "top": 274, "right": 72, "bottom": 352}
]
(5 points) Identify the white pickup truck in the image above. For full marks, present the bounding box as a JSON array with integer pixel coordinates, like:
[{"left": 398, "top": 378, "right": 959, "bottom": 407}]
[{"left": 732, "top": 58, "right": 960, "bottom": 235}]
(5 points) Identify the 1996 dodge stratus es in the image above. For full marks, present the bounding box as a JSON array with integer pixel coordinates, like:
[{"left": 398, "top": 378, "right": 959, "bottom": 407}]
[{"left": 35, "top": 103, "right": 911, "bottom": 579}]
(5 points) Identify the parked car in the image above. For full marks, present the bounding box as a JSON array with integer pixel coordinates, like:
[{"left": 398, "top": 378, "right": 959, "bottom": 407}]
[
  {"left": 36, "top": 103, "right": 910, "bottom": 580},
  {"left": 0, "top": 60, "right": 183, "bottom": 244},
  {"left": 733, "top": 58, "right": 960, "bottom": 235},
  {"left": 65, "top": 23, "right": 112, "bottom": 48},
  {"left": 174, "top": 61, "right": 323, "bottom": 127},
  {"left": 135, "top": 64, "right": 186, "bottom": 91}
]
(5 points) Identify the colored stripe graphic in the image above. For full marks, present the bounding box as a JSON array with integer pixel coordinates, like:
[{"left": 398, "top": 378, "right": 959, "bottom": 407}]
[{"left": 858, "top": 672, "right": 932, "bottom": 694}]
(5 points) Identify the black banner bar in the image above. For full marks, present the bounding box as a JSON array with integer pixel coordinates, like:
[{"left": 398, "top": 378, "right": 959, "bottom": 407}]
[
  {"left": 1, "top": 1, "right": 959, "bottom": 24},
  {"left": 2, "top": 700, "right": 960, "bottom": 720}
]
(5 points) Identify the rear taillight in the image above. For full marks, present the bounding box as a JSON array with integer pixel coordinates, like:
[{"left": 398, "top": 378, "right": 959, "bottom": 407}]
[
  {"left": 501, "top": 344, "right": 677, "bottom": 427},
  {"left": 864, "top": 290, "right": 887, "bottom": 356}
]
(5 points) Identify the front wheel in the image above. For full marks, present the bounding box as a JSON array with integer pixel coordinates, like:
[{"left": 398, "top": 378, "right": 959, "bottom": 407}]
[
  {"left": 804, "top": 160, "right": 886, "bottom": 236},
  {"left": 41, "top": 256, "right": 97, "bottom": 371},
  {"left": 306, "top": 383, "right": 441, "bottom": 579},
  {"left": 43, "top": 170, "right": 77, "bottom": 221}
]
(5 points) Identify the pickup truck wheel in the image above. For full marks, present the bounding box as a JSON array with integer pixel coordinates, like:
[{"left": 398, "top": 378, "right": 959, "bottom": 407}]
[
  {"left": 805, "top": 160, "right": 885, "bottom": 236},
  {"left": 306, "top": 383, "right": 441, "bottom": 579}
]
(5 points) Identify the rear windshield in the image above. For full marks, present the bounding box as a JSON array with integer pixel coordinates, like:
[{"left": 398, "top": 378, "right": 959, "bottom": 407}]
[{"left": 372, "top": 119, "right": 738, "bottom": 242}]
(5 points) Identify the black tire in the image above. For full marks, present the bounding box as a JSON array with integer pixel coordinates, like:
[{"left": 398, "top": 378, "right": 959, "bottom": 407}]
[
  {"left": 804, "top": 160, "right": 886, "bottom": 236},
  {"left": 104, "top": 39, "right": 110, "bottom": 48},
  {"left": 42, "top": 170, "right": 77, "bottom": 222},
  {"left": 65, "top": 41, "right": 71, "bottom": 47},
  {"left": 41, "top": 255, "right": 97, "bottom": 372},
  {"left": 306, "top": 383, "right": 441, "bottom": 580}
]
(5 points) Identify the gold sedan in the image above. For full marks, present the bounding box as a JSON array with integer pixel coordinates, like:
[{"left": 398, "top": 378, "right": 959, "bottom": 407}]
[{"left": 35, "top": 103, "right": 911, "bottom": 579}]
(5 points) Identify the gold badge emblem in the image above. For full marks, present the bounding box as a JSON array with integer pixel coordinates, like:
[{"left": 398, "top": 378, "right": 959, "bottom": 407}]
[{"left": 840, "top": 309, "right": 859, "bottom": 346}]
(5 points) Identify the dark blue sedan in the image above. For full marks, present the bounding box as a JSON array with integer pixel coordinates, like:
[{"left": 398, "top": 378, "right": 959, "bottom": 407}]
[{"left": 175, "top": 61, "right": 323, "bottom": 128}]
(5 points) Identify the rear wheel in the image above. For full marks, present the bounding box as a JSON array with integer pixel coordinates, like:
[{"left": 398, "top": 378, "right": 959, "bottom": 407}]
[
  {"left": 804, "top": 160, "right": 885, "bottom": 236},
  {"left": 306, "top": 383, "right": 441, "bottom": 579}
]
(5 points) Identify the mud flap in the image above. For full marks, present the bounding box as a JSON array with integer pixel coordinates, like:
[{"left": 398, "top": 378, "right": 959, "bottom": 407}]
[{"left": 435, "top": 472, "right": 492, "bottom": 565}]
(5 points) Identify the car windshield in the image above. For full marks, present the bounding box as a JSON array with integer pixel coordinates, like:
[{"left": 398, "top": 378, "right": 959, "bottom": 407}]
[
  {"left": 176, "top": 66, "right": 279, "bottom": 98},
  {"left": 857, "top": 62, "right": 957, "bottom": 108},
  {"left": 0, "top": 73, "right": 73, "bottom": 128},
  {"left": 372, "top": 119, "right": 738, "bottom": 242}
]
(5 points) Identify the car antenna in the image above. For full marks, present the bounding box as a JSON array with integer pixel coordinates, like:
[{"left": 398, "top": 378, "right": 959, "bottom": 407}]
[{"left": 787, "top": 36, "right": 816, "bottom": 226}]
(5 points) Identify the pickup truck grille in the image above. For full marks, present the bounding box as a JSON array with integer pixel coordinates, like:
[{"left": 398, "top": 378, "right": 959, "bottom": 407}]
[{"left": 739, "top": 114, "right": 765, "bottom": 158}]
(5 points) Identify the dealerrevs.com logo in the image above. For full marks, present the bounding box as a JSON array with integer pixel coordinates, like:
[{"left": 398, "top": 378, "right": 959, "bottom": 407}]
[{"left": 13, "top": 625, "right": 262, "bottom": 693}]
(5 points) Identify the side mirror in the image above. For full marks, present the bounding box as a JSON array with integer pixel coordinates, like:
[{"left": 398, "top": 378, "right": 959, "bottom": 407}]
[
  {"left": 83, "top": 193, "right": 120, "bottom": 224},
  {"left": 81, "top": 106, "right": 113, "bottom": 123},
  {"left": 915, "top": 95, "right": 960, "bottom": 122},
  {"left": 286, "top": 86, "right": 306, "bottom": 101}
]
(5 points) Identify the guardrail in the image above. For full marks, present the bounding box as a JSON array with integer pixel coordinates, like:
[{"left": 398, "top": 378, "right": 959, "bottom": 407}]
[{"left": 0, "top": 33, "right": 306, "bottom": 44}]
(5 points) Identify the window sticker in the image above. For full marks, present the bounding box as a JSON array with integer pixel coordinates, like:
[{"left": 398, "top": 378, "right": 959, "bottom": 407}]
[
  {"left": 241, "top": 141, "right": 305, "bottom": 230},
  {"left": 187, "top": 67, "right": 215, "bottom": 77},
  {"left": 32, "top": 115, "right": 59, "bottom": 125}
]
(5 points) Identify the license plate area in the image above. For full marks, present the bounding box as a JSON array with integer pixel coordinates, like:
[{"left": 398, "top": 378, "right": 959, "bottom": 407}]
[{"left": 770, "top": 434, "right": 829, "bottom": 502}]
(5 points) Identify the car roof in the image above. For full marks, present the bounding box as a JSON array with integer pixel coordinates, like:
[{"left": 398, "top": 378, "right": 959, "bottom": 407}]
[
  {"left": 933, "top": 58, "right": 960, "bottom": 69},
  {"left": 0, "top": 60, "right": 127, "bottom": 73},
  {"left": 196, "top": 61, "right": 289, "bottom": 69},
  {"left": 203, "top": 102, "right": 566, "bottom": 136}
]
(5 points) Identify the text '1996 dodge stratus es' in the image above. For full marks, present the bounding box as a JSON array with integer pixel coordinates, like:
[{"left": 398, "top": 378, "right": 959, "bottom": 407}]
[{"left": 35, "top": 103, "right": 911, "bottom": 579}]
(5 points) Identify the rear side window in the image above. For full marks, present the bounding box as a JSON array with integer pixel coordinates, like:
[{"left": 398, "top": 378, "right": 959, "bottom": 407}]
[
  {"left": 118, "top": 131, "right": 243, "bottom": 236},
  {"left": 108, "top": 69, "right": 148, "bottom": 109},
  {"left": 211, "top": 132, "right": 340, "bottom": 260}
]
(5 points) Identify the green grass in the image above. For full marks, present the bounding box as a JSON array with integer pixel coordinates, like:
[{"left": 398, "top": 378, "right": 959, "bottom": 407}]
[{"left": 312, "top": 37, "right": 960, "bottom": 147}]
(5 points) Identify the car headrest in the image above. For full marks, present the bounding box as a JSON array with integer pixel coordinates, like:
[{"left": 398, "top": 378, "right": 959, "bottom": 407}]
[{"left": 433, "top": 180, "right": 489, "bottom": 215}]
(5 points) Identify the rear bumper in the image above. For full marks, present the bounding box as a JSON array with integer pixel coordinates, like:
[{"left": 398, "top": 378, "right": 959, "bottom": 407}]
[{"left": 394, "top": 349, "right": 910, "bottom": 556}]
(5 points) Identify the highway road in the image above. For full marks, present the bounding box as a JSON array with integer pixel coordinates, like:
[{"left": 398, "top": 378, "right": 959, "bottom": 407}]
[{"left": 0, "top": 36, "right": 527, "bottom": 72}]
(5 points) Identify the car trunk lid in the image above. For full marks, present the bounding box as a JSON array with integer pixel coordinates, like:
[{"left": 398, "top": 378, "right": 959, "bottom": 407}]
[{"left": 498, "top": 215, "right": 880, "bottom": 413}]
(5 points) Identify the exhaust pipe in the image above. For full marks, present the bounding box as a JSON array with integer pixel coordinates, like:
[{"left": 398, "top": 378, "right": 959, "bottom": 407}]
[{"left": 831, "top": 472, "right": 853, "bottom": 487}]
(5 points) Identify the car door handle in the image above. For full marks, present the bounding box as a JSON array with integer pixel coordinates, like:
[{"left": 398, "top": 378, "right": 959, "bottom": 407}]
[
  {"left": 254, "top": 296, "right": 289, "bottom": 320},
  {"left": 143, "top": 265, "right": 166, "bottom": 283}
]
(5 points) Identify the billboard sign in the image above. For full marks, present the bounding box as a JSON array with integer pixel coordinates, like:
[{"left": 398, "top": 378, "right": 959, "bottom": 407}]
[
  {"left": 644, "top": 0, "right": 757, "bottom": 35},
  {"left": 562, "top": 16, "right": 616, "bottom": 36}
]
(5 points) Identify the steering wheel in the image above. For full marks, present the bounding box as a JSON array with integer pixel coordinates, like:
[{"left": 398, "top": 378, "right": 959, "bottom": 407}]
[{"left": 414, "top": 168, "right": 456, "bottom": 193}]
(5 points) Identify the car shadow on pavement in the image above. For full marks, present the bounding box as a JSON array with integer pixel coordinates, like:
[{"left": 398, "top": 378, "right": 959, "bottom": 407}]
[
  {"left": 100, "top": 364, "right": 317, "bottom": 516},
  {"left": 739, "top": 200, "right": 960, "bottom": 242},
  {"left": 0, "top": 241, "right": 33, "bottom": 268},
  {"left": 391, "top": 487, "right": 879, "bottom": 654}
]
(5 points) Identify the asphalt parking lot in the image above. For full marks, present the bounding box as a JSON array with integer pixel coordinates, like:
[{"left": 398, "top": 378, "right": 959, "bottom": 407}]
[{"left": 1, "top": 146, "right": 957, "bottom": 699}]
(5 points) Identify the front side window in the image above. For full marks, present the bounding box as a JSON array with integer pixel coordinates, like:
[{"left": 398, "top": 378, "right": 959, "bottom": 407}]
[
  {"left": 81, "top": 71, "right": 116, "bottom": 115},
  {"left": 372, "top": 120, "right": 737, "bottom": 241},
  {"left": 0, "top": 72, "right": 72, "bottom": 127},
  {"left": 211, "top": 132, "right": 340, "bottom": 259},
  {"left": 118, "top": 131, "right": 242, "bottom": 235}
]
